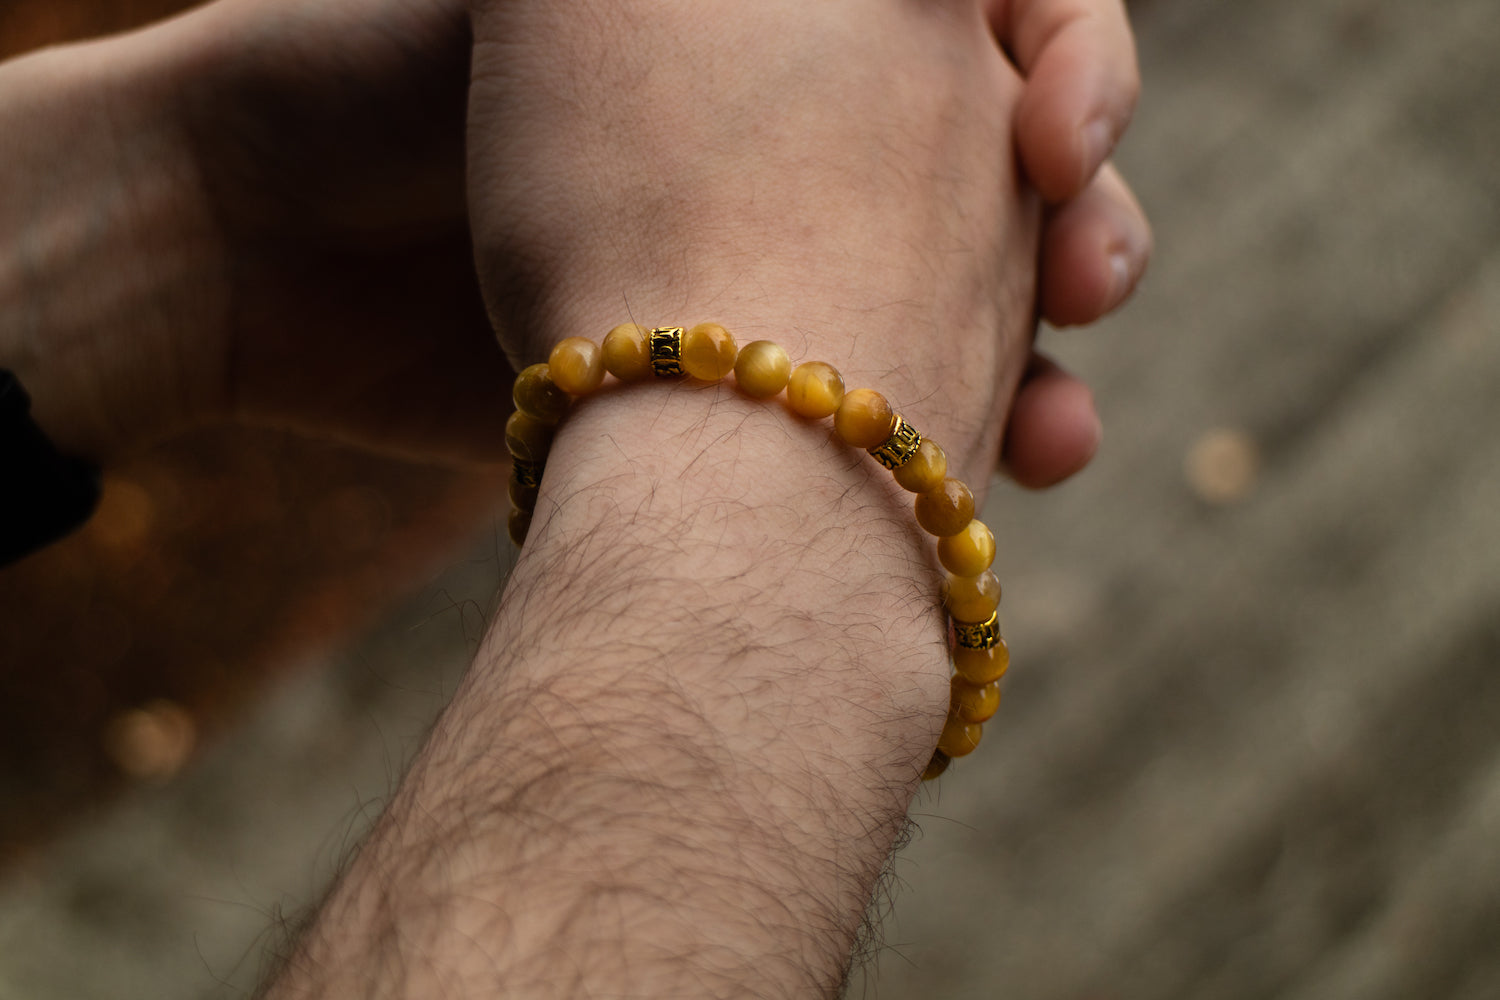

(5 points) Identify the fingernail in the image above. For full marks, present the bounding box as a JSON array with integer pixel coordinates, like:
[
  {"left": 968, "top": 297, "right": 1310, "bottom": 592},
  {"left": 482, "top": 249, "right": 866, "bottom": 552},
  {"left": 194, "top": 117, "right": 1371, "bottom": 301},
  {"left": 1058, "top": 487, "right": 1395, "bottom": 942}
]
[{"left": 1080, "top": 118, "right": 1114, "bottom": 185}]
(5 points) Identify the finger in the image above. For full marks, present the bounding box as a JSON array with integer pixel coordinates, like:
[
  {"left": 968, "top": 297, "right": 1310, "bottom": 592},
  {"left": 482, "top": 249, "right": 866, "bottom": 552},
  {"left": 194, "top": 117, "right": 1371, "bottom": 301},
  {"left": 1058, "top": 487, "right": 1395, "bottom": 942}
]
[
  {"left": 1001, "top": 353, "right": 1102, "bottom": 489},
  {"left": 990, "top": 0, "right": 1140, "bottom": 202},
  {"left": 1039, "top": 162, "right": 1151, "bottom": 327}
]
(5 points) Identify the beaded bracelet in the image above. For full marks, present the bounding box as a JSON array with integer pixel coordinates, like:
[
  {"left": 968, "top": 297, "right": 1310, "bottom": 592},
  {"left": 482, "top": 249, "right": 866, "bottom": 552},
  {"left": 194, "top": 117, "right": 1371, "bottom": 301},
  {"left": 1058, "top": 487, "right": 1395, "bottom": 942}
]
[{"left": 504, "top": 323, "right": 1010, "bottom": 781}]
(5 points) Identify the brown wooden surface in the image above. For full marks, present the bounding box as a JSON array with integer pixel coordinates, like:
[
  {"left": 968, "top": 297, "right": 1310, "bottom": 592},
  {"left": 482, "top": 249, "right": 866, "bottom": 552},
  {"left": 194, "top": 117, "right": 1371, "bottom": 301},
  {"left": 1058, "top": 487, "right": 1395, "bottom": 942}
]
[{"left": 2, "top": 0, "right": 1498, "bottom": 997}]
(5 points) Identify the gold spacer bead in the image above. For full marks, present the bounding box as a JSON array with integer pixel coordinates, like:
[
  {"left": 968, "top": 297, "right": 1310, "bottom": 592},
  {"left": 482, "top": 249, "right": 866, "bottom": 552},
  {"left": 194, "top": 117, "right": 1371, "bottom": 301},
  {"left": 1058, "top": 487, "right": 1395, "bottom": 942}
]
[
  {"left": 953, "top": 611, "right": 1001, "bottom": 650},
  {"left": 649, "top": 326, "right": 685, "bottom": 377},
  {"left": 512, "top": 458, "right": 544, "bottom": 491},
  {"left": 869, "top": 414, "right": 922, "bottom": 471}
]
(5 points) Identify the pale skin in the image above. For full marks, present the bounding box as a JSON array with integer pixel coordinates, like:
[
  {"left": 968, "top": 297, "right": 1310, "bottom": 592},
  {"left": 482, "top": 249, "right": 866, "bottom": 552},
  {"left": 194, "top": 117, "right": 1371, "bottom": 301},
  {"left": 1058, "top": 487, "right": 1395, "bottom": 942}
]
[
  {"left": 271, "top": 0, "right": 1141, "bottom": 995},
  {"left": 0, "top": 0, "right": 1148, "bottom": 994},
  {"left": 0, "top": 0, "right": 1146, "bottom": 483}
]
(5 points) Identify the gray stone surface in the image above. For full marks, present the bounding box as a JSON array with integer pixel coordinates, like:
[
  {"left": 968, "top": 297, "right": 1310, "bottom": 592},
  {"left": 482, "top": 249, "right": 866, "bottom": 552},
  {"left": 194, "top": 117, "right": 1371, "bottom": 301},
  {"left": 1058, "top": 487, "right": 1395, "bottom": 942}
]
[{"left": 2, "top": 0, "right": 1497, "bottom": 996}]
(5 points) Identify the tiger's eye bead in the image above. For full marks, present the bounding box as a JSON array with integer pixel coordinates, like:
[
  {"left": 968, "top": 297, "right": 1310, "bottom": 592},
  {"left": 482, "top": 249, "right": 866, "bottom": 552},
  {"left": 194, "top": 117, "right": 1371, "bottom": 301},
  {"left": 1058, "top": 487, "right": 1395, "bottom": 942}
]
[
  {"left": 953, "top": 639, "right": 1009, "bottom": 684},
  {"left": 786, "top": 362, "right": 845, "bottom": 419},
  {"left": 505, "top": 410, "right": 555, "bottom": 462},
  {"left": 734, "top": 340, "right": 792, "bottom": 398},
  {"left": 944, "top": 570, "right": 1001, "bottom": 624},
  {"left": 937, "top": 716, "right": 983, "bottom": 758},
  {"left": 834, "top": 388, "right": 896, "bottom": 449},
  {"left": 914, "top": 478, "right": 975, "bottom": 537},
  {"left": 549, "top": 337, "right": 605, "bottom": 395},
  {"left": 951, "top": 677, "right": 1001, "bottom": 724},
  {"left": 602, "top": 323, "right": 652, "bottom": 381},
  {"left": 508, "top": 474, "right": 540, "bottom": 512},
  {"left": 513, "top": 363, "right": 570, "bottom": 424},
  {"left": 681, "top": 322, "right": 739, "bottom": 381},
  {"left": 938, "top": 519, "right": 996, "bottom": 576},
  {"left": 922, "top": 751, "right": 951, "bottom": 781},
  {"left": 507, "top": 506, "right": 532, "bottom": 547},
  {"left": 893, "top": 438, "right": 947, "bottom": 493}
]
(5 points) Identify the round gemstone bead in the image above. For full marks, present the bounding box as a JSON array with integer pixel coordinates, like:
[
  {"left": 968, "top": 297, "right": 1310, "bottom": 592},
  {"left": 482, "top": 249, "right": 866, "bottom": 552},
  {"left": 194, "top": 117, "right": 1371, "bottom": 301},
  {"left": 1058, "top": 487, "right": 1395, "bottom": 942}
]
[
  {"left": 938, "top": 519, "right": 996, "bottom": 576},
  {"left": 513, "top": 363, "right": 570, "bottom": 424},
  {"left": 786, "top": 362, "right": 845, "bottom": 419},
  {"left": 944, "top": 570, "right": 1001, "bottom": 624},
  {"left": 508, "top": 474, "right": 540, "bottom": 512},
  {"left": 681, "top": 322, "right": 739, "bottom": 381},
  {"left": 602, "top": 323, "right": 652, "bottom": 381},
  {"left": 507, "top": 506, "right": 532, "bottom": 547},
  {"left": 937, "top": 716, "right": 983, "bottom": 758},
  {"left": 893, "top": 438, "right": 947, "bottom": 493},
  {"left": 951, "top": 677, "right": 1001, "bottom": 724},
  {"left": 922, "top": 751, "right": 951, "bottom": 781},
  {"left": 505, "top": 410, "right": 555, "bottom": 463},
  {"left": 834, "top": 388, "right": 896, "bottom": 449},
  {"left": 914, "top": 478, "right": 975, "bottom": 537},
  {"left": 549, "top": 336, "right": 605, "bottom": 395},
  {"left": 733, "top": 340, "right": 792, "bottom": 398},
  {"left": 953, "top": 639, "right": 1009, "bottom": 685}
]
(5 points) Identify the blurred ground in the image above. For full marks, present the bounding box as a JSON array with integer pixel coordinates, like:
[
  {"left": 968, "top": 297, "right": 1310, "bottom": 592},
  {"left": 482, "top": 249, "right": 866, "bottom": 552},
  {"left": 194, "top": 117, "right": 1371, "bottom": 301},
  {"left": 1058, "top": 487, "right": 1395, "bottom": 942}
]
[{"left": 2, "top": 0, "right": 1499, "bottom": 997}]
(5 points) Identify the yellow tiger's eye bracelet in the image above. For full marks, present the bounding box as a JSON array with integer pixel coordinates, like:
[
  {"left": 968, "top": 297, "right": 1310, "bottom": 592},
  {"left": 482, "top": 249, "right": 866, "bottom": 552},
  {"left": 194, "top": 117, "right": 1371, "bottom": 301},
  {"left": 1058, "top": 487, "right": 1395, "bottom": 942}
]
[{"left": 505, "top": 323, "right": 1010, "bottom": 781}]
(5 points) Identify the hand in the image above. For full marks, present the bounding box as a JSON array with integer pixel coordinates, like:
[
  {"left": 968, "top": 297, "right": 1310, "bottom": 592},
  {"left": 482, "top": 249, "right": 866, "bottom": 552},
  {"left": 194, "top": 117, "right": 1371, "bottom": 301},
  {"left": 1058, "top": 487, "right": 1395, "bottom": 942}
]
[
  {"left": 468, "top": 0, "right": 1042, "bottom": 479},
  {"left": 4, "top": 0, "right": 1139, "bottom": 487},
  {"left": 162, "top": 0, "right": 516, "bottom": 463},
  {"left": 271, "top": 7, "right": 1050, "bottom": 995},
  {"left": 462, "top": 0, "right": 1152, "bottom": 489},
  {"left": 993, "top": 0, "right": 1153, "bottom": 488},
  {"left": 1, "top": 0, "right": 510, "bottom": 464}
]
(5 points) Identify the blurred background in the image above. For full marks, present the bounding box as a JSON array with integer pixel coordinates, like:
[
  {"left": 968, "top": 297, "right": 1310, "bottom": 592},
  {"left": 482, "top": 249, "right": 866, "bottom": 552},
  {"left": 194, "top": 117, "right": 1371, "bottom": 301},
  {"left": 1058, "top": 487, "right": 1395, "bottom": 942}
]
[{"left": 1, "top": 0, "right": 1497, "bottom": 997}]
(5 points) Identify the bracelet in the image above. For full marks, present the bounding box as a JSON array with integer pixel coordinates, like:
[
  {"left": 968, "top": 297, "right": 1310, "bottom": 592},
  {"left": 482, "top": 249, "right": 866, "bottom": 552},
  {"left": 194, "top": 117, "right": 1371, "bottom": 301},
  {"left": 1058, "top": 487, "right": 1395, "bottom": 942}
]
[{"left": 504, "top": 323, "right": 1010, "bottom": 781}]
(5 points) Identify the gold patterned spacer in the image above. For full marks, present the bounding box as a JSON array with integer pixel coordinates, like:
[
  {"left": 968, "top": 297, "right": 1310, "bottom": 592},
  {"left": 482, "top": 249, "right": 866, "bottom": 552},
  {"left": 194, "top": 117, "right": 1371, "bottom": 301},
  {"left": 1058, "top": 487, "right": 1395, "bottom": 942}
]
[
  {"left": 512, "top": 458, "right": 544, "bottom": 490},
  {"left": 649, "top": 327, "right": 685, "bottom": 377},
  {"left": 953, "top": 611, "right": 1001, "bottom": 650},
  {"left": 869, "top": 414, "right": 922, "bottom": 470}
]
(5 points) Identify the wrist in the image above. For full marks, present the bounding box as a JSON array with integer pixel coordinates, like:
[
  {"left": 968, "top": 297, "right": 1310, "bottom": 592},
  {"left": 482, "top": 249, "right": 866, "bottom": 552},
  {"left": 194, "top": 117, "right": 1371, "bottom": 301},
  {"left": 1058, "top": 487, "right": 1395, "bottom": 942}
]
[
  {"left": 287, "top": 382, "right": 952, "bottom": 997},
  {"left": 494, "top": 377, "right": 950, "bottom": 733},
  {"left": 490, "top": 266, "right": 1037, "bottom": 495}
]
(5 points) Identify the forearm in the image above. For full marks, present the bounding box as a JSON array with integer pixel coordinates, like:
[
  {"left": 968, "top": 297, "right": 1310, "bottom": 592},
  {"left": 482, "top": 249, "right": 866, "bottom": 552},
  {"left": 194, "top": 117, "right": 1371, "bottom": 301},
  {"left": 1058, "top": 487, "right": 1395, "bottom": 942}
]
[
  {"left": 266, "top": 1, "right": 1040, "bottom": 992},
  {"left": 0, "top": 31, "right": 223, "bottom": 460},
  {"left": 268, "top": 371, "right": 965, "bottom": 997}
]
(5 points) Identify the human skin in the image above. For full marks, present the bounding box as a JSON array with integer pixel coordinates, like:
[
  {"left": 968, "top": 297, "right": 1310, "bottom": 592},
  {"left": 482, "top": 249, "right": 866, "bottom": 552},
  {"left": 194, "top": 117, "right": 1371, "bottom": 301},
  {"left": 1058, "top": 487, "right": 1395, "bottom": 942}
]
[
  {"left": 260, "top": 1, "right": 1103, "bottom": 996},
  {"left": 0, "top": 0, "right": 1144, "bottom": 482},
  {"left": 0, "top": 0, "right": 506, "bottom": 466},
  {"left": 0, "top": 0, "right": 1147, "bottom": 991}
]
